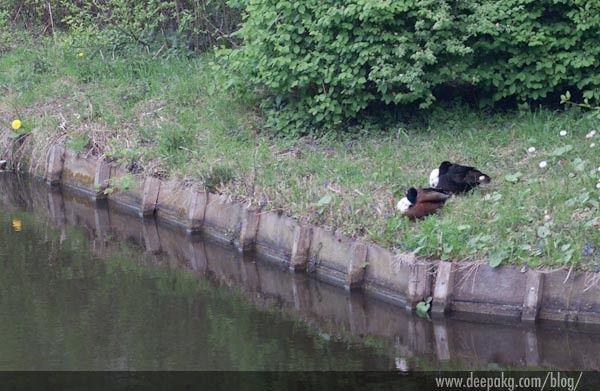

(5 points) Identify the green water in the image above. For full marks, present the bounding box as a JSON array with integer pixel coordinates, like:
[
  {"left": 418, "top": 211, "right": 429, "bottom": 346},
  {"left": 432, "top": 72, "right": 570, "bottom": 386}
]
[
  {"left": 0, "top": 179, "right": 391, "bottom": 371},
  {"left": 2, "top": 173, "right": 600, "bottom": 379}
]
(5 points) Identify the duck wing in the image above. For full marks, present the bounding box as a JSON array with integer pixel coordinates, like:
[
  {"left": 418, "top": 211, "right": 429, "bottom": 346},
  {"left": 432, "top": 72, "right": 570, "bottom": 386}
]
[
  {"left": 444, "top": 165, "right": 489, "bottom": 190},
  {"left": 417, "top": 188, "right": 451, "bottom": 203}
]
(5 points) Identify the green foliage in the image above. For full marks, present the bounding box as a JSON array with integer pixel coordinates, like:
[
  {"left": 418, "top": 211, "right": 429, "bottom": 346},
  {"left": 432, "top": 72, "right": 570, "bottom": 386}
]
[
  {"left": 226, "top": 0, "right": 600, "bottom": 133},
  {"left": 0, "top": 0, "right": 239, "bottom": 55},
  {"left": 225, "top": 0, "right": 475, "bottom": 134},
  {"left": 470, "top": 0, "right": 600, "bottom": 104}
]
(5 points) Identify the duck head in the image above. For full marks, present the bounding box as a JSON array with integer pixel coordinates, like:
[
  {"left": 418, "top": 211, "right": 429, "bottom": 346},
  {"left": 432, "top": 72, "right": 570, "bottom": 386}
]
[
  {"left": 396, "top": 187, "right": 417, "bottom": 213},
  {"left": 429, "top": 168, "right": 439, "bottom": 187}
]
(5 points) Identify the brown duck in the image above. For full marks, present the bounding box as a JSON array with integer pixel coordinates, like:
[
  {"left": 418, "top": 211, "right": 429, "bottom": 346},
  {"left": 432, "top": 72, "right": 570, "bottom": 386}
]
[{"left": 396, "top": 187, "right": 450, "bottom": 220}]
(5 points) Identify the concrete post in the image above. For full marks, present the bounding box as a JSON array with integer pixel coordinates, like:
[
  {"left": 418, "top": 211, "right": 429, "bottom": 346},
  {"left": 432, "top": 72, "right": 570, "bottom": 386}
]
[
  {"left": 522, "top": 270, "right": 544, "bottom": 322},
  {"left": 93, "top": 159, "right": 111, "bottom": 200},
  {"left": 140, "top": 176, "right": 161, "bottom": 217},
  {"left": 432, "top": 261, "right": 454, "bottom": 315},
  {"left": 345, "top": 242, "right": 368, "bottom": 290},
  {"left": 186, "top": 189, "right": 207, "bottom": 233},
  {"left": 290, "top": 225, "right": 312, "bottom": 271},
  {"left": 45, "top": 145, "right": 65, "bottom": 185},
  {"left": 236, "top": 206, "right": 261, "bottom": 252}
]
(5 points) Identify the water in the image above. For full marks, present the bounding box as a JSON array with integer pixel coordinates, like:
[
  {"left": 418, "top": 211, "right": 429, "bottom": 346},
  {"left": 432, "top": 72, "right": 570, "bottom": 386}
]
[{"left": 2, "top": 173, "right": 600, "bottom": 375}]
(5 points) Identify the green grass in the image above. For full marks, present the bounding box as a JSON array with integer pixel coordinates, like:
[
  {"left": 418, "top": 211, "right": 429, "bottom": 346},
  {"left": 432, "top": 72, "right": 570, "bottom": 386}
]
[{"left": 1, "top": 37, "right": 599, "bottom": 271}]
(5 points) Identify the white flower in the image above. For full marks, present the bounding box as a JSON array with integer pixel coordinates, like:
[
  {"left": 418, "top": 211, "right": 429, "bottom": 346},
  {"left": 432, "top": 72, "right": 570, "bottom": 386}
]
[
  {"left": 598, "top": 167, "right": 600, "bottom": 172},
  {"left": 539, "top": 161, "right": 547, "bottom": 168},
  {"left": 597, "top": 183, "right": 600, "bottom": 190},
  {"left": 591, "top": 143, "right": 596, "bottom": 148},
  {"left": 527, "top": 146, "right": 536, "bottom": 154},
  {"left": 586, "top": 130, "right": 596, "bottom": 139},
  {"left": 559, "top": 130, "right": 567, "bottom": 136}
]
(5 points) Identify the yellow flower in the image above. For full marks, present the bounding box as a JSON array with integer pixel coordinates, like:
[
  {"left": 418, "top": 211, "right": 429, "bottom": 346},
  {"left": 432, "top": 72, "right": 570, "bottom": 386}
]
[
  {"left": 77, "top": 52, "right": 85, "bottom": 58},
  {"left": 11, "top": 119, "right": 22, "bottom": 130},
  {"left": 12, "top": 219, "right": 22, "bottom": 232}
]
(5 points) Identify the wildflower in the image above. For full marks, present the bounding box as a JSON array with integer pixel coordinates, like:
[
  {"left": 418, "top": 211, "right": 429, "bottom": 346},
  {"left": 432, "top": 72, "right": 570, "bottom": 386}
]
[
  {"left": 527, "top": 146, "right": 536, "bottom": 154},
  {"left": 591, "top": 143, "right": 596, "bottom": 148},
  {"left": 539, "top": 161, "right": 547, "bottom": 168},
  {"left": 559, "top": 130, "right": 567, "bottom": 136},
  {"left": 597, "top": 183, "right": 600, "bottom": 190},
  {"left": 77, "top": 52, "right": 85, "bottom": 58},
  {"left": 11, "top": 119, "right": 21, "bottom": 130},
  {"left": 586, "top": 130, "right": 596, "bottom": 139},
  {"left": 12, "top": 218, "right": 22, "bottom": 232}
]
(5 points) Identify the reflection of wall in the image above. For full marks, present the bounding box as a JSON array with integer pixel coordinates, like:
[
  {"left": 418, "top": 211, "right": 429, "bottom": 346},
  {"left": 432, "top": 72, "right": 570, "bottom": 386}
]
[{"left": 4, "top": 172, "right": 600, "bottom": 371}]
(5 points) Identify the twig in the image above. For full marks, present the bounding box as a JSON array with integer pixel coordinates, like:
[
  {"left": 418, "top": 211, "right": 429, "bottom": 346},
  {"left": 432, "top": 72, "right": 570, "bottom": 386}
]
[
  {"left": 47, "top": 2, "right": 55, "bottom": 40},
  {"left": 563, "top": 264, "right": 573, "bottom": 284}
]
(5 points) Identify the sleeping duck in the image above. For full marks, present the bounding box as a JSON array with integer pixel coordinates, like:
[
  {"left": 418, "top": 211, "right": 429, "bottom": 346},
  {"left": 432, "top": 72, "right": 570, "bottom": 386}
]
[
  {"left": 396, "top": 187, "right": 451, "bottom": 220},
  {"left": 430, "top": 161, "right": 491, "bottom": 193}
]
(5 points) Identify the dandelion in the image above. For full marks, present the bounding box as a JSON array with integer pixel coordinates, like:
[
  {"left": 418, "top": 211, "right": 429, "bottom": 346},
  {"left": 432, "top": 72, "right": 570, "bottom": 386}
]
[
  {"left": 586, "top": 130, "right": 596, "bottom": 139},
  {"left": 527, "top": 146, "right": 536, "bottom": 154},
  {"left": 11, "top": 119, "right": 21, "bottom": 130},
  {"left": 539, "top": 161, "right": 547, "bottom": 168},
  {"left": 559, "top": 130, "right": 567, "bottom": 136},
  {"left": 11, "top": 218, "right": 22, "bottom": 232}
]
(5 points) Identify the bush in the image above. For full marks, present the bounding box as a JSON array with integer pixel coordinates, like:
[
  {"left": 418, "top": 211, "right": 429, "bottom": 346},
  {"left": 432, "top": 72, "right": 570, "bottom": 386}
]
[
  {"left": 0, "top": 0, "right": 240, "bottom": 55},
  {"left": 469, "top": 0, "right": 600, "bottom": 104},
  {"left": 226, "top": 0, "right": 600, "bottom": 134}
]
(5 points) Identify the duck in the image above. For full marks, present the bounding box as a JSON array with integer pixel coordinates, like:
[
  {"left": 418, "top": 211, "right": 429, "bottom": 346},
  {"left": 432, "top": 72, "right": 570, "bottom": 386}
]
[
  {"left": 429, "top": 161, "right": 491, "bottom": 193},
  {"left": 396, "top": 187, "right": 451, "bottom": 220}
]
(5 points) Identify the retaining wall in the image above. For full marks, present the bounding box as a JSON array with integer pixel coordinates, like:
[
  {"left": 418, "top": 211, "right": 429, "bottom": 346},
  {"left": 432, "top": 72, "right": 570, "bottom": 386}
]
[
  {"left": 3, "top": 143, "right": 600, "bottom": 325},
  {"left": 3, "top": 174, "right": 600, "bottom": 371}
]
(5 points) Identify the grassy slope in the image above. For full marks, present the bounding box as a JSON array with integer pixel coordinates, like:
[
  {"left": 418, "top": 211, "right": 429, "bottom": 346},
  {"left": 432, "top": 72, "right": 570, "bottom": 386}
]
[{"left": 1, "top": 39, "right": 599, "bottom": 271}]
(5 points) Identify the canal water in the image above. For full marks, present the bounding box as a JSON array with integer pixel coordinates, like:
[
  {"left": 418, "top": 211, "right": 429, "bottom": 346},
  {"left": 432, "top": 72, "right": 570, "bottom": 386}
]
[{"left": 2, "top": 173, "right": 600, "bottom": 376}]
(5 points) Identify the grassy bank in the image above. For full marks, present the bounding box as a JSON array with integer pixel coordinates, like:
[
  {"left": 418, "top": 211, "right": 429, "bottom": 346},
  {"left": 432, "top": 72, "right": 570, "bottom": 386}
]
[{"left": 1, "top": 38, "right": 599, "bottom": 271}]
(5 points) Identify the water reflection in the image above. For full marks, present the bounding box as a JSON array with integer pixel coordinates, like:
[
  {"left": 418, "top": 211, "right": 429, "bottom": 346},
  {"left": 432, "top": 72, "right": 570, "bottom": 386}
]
[{"left": 2, "top": 173, "right": 600, "bottom": 372}]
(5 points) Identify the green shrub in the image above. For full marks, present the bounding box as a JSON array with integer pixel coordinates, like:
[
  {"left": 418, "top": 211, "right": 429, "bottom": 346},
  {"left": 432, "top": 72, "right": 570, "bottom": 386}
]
[
  {"left": 225, "top": 0, "right": 476, "bottom": 134},
  {"left": 61, "top": 0, "right": 239, "bottom": 54},
  {"left": 225, "top": 0, "right": 600, "bottom": 134},
  {"left": 469, "top": 0, "right": 600, "bottom": 104},
  {"left": 0, "top": 0, "right": 239, "bottom": 55}
]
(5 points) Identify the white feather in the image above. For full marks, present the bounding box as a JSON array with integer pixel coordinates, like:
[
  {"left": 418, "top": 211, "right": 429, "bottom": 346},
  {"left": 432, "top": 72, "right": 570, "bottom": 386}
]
[
  {"left": 429, "top": 168, "right": 439, "bottom": 187},
  {"left": 396, "top": 197, "right": 412, "bottom": 213}
]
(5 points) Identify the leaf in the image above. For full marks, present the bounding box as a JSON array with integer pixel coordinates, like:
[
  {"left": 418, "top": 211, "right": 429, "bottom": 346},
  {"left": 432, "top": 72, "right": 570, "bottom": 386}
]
[
  {"left": 488, "top": 249, "right": 508, "bottom": 268},
  {"left": 537, "top": 225, "right": 551, "bottom": 238},
  {"left": 573, "top": 158, "right": 586, "bottom": 171},
  {"left": 316, "top": 194, "right": 333, "bottom": 207},
  {"left": 483, "top": 192, "right": 502, "bottom": 202},
  {"left": 415, "top": 301, "right": 431, "bottom": 316},
  {"left": 551, "top": 145, "right": 573, "bottom": 157},
  {"left": 504, "top": 172, "right": 522, "bottom": 183}
]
